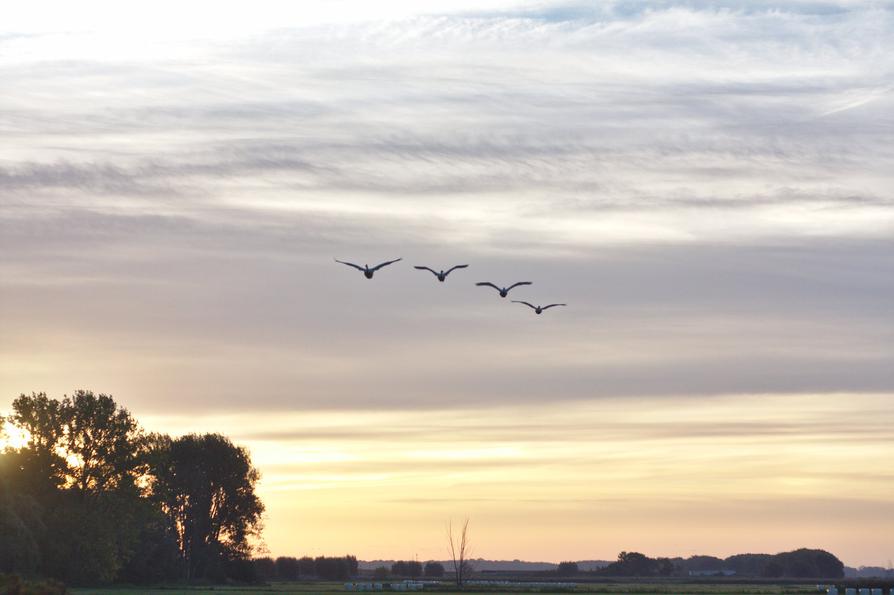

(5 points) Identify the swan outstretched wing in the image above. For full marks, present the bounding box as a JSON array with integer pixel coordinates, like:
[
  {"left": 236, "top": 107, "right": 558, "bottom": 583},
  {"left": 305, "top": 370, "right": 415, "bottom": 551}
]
[
  {"left": 476, "top": 282, "right": 501, "bottom": 292},
  {"left": 512, "top": 300, "right": 537, "bottom": 310},
  {"left": 445, "top": 264, "right": 469, "bottom": 275},
  {"left": 542, "top": 303, "right": 567, "bottom": 310},
  {"left": 334, "top": 259, "right": 364, "bottom": 271},
  {"left": 370, "top": 258, "right": 402, "bottom": 271},
  {"left": 506, "top": 281, "right": 532, "bottom": 291},
  {"left": 414, "top": 266, "right": 438, "bottom": 276}
]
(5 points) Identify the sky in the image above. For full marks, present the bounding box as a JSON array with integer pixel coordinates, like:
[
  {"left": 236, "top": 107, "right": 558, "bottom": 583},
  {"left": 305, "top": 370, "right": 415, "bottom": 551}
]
[{"left": 1, "top": 0, "right": 893, "bottom": 566}]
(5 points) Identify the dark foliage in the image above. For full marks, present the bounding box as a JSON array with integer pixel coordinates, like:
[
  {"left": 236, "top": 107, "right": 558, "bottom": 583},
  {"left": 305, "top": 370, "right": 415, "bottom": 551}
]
[
  {"left": 772, "top": 549, "right": 844, "bottom": 578},
  {"left": 557, "top": 561, "right": 579, "bottom": 576},
  {"left": 149, "top": 432, "right": 264, "bottom": 581},
  {"left": 274, "top": 556, "right": 301, "bottom": 580},
  {"left": 684, "top": 555, "right": 725, "bottom": 571},
  {"left": 373, "top": 566, "right": 390, "bottom": 580},
  {"left": 2, "top": 390, "right": 265, "bottom": 586},
  {"left": 602, "top": 551, "right": 674, "bottom": 576},
  {"left": 602, "top": 549, "right": 844, "bottom": 578},
  {"left": 725, "top": 553, "right": 773, "bottom": 576},
  {"left": 314, "top": 556, "right": 358, "bottom": 580},
  {"left": 0, "top": 454, "right": 44, "bottom": 575},
  {"left": 391, "top": 560, "right": 423, "bottom": 578},
  {"left": 424, "top": 561, "right": 445, "bottom": 578},
  {"left": 253, "top": 557, "right": 276, "bottom": 581},
  {"left": 0, "top": 573, "right": 66, "bottom": 595}
]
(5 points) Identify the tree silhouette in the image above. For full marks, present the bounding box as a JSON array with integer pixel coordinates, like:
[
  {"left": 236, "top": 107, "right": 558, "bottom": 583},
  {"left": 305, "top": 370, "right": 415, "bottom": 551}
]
[
  {"left": 149, "top": 433, "right": 264, "bottom": 580},
  {"left": 557, "top": 561, "right": 579, "bottom": 575},
  {"left": 447, "top": 518, "right": 471, "bottom": 587},
  {"left": 2, "top": 390, "right": 268, "bottom": 585}
]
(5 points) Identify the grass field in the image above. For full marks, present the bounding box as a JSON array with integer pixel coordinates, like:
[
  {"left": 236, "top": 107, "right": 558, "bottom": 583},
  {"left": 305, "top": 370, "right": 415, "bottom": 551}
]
[{"left": 71, "top": 581, "right": 826, "bottom": 595}]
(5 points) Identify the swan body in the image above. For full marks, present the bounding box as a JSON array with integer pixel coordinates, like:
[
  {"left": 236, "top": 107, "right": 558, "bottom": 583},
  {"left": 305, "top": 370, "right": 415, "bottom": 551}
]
[
  {"left": 414, "top": 264, "right": 469, "bottom": 282},
  {"left": 512, "top": 301, "right": 566, "bottom": 314},
  {"left": 335, "top": 258, "right": 402, "bottom": 279},
  {"left": 476, "top": 281, "right": 532, "bottom": 297}
]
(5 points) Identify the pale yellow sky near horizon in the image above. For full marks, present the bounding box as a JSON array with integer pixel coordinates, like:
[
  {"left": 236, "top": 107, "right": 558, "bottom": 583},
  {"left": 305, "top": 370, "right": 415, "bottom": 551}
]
[
  {"left": 3, "top": 391, "right": 893, "bottom": 565},
  {"left": 4, "top": 392, "right": 875, "bottom": 566},
  {"left": 2, "top": 0, "right": 893, "bottom": 570}
]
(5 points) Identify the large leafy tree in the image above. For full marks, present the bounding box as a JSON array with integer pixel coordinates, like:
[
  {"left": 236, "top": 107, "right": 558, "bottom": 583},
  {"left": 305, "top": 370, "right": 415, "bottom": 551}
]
[
  {"left": 61, "top": 391, "right": 146, "bottom": 494},
  {"left": 150, "top": 433, "right": 264, "bottom": 580},
  {"left": 3, "top": 391, "right": 168, "bottom": 584},
  {"left": 0, "top": 452, "right": 44, "bottom": 574},
  {"left": 3, "top": 392, "right": 266, "bottom": 585},
  {"left": 7, "top": 391, "right": 147, "bottom": 495}
]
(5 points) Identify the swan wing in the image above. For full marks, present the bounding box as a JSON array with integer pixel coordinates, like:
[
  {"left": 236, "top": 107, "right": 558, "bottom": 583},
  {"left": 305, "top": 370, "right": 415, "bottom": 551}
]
[
  {"left": 371, "top": 258, "right": 402, "bottom": 271},
  {"left": 476, "top": 282, "right": 501, "bottom": 292},
  {"left": 414, "top": 266, "right": 438, "bottom": 276},
  {"left": 334, "top": 259, "right": 365, "bottom": 271},
  {"left": 506, "top": 281, "right": 533, "bottom": 291},
  {"left": 542, "top": 303, "right": 567, "bottom": 310},
  {"left": 512, "top": 300, "right": 537, "bottom": 310},
  {"left": 445, "top": 264, "right": 469, "bottom": 275}
]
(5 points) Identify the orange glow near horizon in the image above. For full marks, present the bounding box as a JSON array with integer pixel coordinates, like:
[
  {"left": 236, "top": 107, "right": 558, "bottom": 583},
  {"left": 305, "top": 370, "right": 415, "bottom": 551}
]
[{"left": 124, "top": 392, "right": 894, "bottom": 566}]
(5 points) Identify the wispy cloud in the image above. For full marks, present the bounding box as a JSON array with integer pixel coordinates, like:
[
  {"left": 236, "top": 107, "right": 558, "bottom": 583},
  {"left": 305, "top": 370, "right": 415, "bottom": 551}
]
[{"left": 2, "top": 0, "right": 893, "bottom": 564}]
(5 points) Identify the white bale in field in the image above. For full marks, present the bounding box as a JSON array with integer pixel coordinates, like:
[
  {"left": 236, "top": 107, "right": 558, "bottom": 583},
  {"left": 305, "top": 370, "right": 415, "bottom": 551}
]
[
  {"left": 846, "top": 588, "right": 856, "bottom": 595},
  {"left": 860, "top": 588, "right": 870, "bottom": 595},
  {"left": 870, "top": 589, "right": 882, "bottom": 595}
]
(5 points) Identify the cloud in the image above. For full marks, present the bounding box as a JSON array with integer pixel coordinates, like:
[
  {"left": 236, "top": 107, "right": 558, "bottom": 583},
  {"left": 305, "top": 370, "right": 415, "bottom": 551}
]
[{"left": 2, "top": 0, "right": 893, "bottom": 564}]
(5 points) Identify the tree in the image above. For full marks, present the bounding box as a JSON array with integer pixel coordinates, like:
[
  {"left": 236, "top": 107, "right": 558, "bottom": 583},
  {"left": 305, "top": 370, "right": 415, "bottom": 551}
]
[
  {"left": 150, "top": 433, "right": 264, "bottom": 580},
  {"left": 373, "top": 566, "right": 390, "bottom": 580},
  {"left": 2, "top": 390, "right": 268, "bottom": 586},
  {"left": 603, "top": 551, "right": 659, "bottom": 576},
  {"left": 0, "top": 453, "right": 43, "bottom": 574},
  {"left": 557, "top": 561, "right": 579, "bottom": 575},
  {"left": 253, "top": 556, "right": 276, "bottom": 581},
  {"left": 314, "top": 556, "right": 358, "bottom": 580},
  {"left": 61, "top": 390, "right": 146, "bottom": 494},
  {"left": 406, "top": 560, "right": 423, "bottom": 578},
  {"left": 5, "top": 393, "right": 67, "bottom": 496},
  {"left": 8, "top": 391, "right": 147, "bottom": 495},
  {"left": 424, "top": 561, "right": 445, "bottom": 578},
  {"left": 392, "top": 560, "right": 408, "bottom": 576},
  {"left": 447, "top": 518, "right": 471, "bottom": 587},
  {"left": 275, "top": 556, "right": 300, "bottom": 580},
  {"left": 392, "top": 560, "right": 423, "bottom": 578},
  {"left": 297, "top": 556, "right": 316, "bottom": 577},
  {"left": 657, "top": 557, "right": 675, "bottom": 576},
  {"left": 5, "top": 391, "right": 157, "bottom": 585}
]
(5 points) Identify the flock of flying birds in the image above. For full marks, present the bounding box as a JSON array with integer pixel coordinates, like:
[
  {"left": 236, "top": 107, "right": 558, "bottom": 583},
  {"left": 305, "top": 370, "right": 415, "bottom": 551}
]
[{"left": 334, "top": 257, "right": 567, "bottom": 315}]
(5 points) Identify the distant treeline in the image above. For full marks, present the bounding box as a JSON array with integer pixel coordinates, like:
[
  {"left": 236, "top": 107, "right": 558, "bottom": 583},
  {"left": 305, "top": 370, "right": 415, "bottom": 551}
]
[
  {"left": 250, "top": 558, "right": 445, "bottom": 581},
  {"left": 0, "top": 391, "right": 264, "bottom": 586},
  {"left": 253, "top": 556, "right": 359, "bottom": 581},
  {"left": 587, "top": 549, "right": 845, "bottom": 578}
]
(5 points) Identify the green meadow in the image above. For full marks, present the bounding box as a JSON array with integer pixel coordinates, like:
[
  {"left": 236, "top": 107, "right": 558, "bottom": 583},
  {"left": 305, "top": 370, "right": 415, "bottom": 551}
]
[{"left": 71, "top": 581, "right": 825, "bottom": 595}]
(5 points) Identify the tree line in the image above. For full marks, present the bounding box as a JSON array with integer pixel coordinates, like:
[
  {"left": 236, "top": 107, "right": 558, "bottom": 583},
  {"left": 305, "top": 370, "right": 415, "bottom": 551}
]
[
  {"left": 594, "top": 549, "right": 845, "bottom": 578},
  {"left": 252, "top": 556, "right": 359, "bottom": 581},
  {"left": 0, "top": 391, "right": 264, "bottom": 585}
]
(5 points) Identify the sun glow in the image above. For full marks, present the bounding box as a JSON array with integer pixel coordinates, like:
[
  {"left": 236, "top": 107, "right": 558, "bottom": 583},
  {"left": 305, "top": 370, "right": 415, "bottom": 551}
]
[{"left": 1, "top": 420, "right": 29, "bottom": 450}]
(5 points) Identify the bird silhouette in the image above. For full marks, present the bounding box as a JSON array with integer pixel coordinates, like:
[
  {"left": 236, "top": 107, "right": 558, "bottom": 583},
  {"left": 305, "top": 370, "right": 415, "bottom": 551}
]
[
  {"left": 414, "top": 264, "right": 469, "bottom": 282},
  {"left": 512, "top": 301, "right": 566, "bottom": 315},
  {"left": 334, "top": 258, "right": 402, "bottom": 279},
  {"left": 475, "top": 281, "right": 532, "bottom": 298}
]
